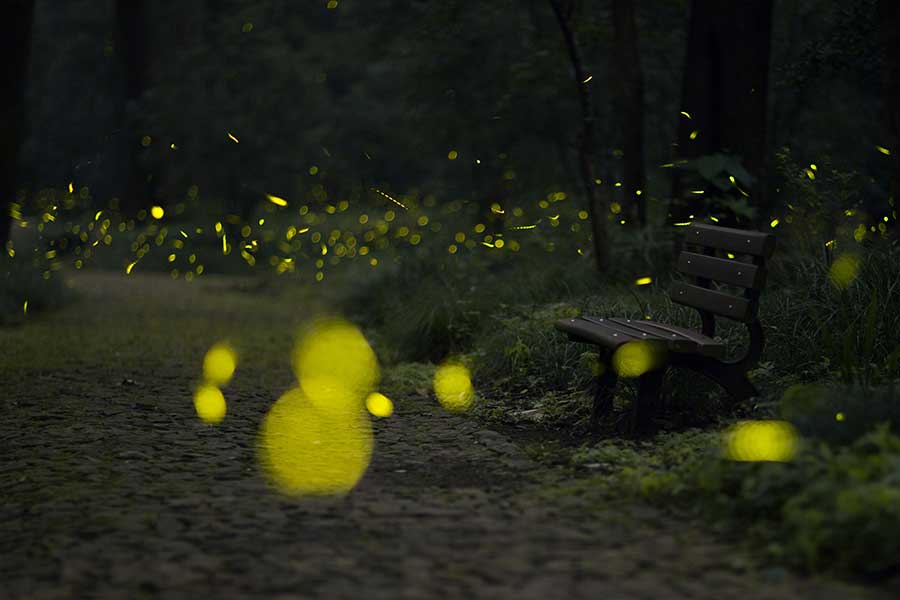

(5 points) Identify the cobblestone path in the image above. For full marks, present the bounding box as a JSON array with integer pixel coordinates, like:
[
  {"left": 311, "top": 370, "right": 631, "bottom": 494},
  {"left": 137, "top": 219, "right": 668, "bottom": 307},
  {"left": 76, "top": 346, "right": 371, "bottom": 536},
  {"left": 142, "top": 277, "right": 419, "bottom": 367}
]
[{"left": 0, "top": 273, "right": 887, "bottom": 599}]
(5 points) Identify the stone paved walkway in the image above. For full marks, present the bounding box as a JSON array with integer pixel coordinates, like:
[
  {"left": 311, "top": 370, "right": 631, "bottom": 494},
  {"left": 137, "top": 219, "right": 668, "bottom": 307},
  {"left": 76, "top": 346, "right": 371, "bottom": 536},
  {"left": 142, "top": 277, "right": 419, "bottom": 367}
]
[{"left": 0, "top": 273, "right": 888, "bottom": 599}]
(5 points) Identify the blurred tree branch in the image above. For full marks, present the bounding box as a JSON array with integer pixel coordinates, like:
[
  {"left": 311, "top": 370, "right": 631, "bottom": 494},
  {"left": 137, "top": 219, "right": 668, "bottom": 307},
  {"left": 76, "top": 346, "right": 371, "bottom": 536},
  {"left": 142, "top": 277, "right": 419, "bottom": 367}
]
[{"left": 548, "top": 0, "right": 609, "bottom": 270}]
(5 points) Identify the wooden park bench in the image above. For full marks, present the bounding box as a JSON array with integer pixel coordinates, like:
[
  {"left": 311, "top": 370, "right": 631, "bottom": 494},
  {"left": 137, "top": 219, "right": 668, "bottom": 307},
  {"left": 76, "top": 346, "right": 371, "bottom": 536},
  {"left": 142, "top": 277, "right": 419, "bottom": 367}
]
[{"left": 555, "top": 223, "right": 776, "bottom": 432}]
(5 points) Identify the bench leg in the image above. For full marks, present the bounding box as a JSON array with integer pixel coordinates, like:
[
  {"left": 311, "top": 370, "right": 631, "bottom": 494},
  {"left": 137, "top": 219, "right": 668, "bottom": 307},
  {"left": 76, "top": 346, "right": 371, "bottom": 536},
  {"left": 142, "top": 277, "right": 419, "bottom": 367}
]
[
  {"left": 590, "top": 366, "right": 618, "bottom": 432},
  {"left": 716, "top": 367, "right": 758, "bottom": 404},
  {"left": 634, "top": 368, "right": 666, "bottom": 434},
  {"left": 677, "top": 359, "right": 758, "bottom": 404}
]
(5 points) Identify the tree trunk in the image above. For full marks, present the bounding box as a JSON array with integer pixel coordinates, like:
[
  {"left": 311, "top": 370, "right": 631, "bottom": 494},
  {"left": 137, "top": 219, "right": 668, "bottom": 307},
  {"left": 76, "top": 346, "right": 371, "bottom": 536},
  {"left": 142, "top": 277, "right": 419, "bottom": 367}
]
[
  {"left": 1, "top": 0, "right": 35, "bottom": 249},
  {"left": 611, "top": 0, "right": 647, "bottom": 227},
  {"left": 548, "top": 0, "right": 609, "bottom": 270},
  {"left": 669, "top": 0, "right": 773, "bottom": 227},
  {"left": 881, "top": 0, "right": 900, "bottom": 218},
  {"left": 114, "top": 0, "right": 152, "bottom": 213}
]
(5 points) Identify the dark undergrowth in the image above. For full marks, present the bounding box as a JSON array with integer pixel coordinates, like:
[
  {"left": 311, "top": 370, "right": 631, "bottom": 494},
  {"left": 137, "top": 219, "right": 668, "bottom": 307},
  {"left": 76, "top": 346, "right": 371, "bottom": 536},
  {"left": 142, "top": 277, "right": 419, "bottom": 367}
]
[
  {"left": 0, "top": 255, "right": 71, "bottom": 326},
  {"left": 340, "top": 222, "right": 900, "bottom": 581}
]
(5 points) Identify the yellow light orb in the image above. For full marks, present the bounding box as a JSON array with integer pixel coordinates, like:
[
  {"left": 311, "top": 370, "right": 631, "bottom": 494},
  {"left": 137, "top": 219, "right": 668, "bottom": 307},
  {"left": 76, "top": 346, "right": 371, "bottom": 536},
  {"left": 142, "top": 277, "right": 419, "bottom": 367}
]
[
  {"left": 724, "top": 420, "right": 798, "bottom": 462},
  {"left": 194, "top": 385, "right": 226, "bottom": 424},
  {"left": 366, "top": 392, "right": 394, "bottom": 418},
  {"left": 828, "top": 253, "right": 861, "bottom": 290},
  {"left": 434, "top": 362, "right": 475, "bottom": 413},
  {"left": 150, "top": 205, "right": 165, "bottom": 219},
  {"left": 612, "top": 341, "right": 665, "bottom": 378},
  {"left": 203, "top": 343, "right": 237, "bottom": 386},
  {"left": 293, "top": 318, "right": 379, "bottom": 411},
  {"left": 258, "top": 387, "right": 372, "bottom": 496}
]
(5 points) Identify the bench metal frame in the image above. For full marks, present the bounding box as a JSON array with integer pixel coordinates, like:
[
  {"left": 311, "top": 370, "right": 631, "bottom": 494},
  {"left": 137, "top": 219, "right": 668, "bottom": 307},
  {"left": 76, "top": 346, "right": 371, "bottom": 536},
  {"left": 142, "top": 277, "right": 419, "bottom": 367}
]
[{"left": 556, "top": 223, "right": 776, "bottom": 433}]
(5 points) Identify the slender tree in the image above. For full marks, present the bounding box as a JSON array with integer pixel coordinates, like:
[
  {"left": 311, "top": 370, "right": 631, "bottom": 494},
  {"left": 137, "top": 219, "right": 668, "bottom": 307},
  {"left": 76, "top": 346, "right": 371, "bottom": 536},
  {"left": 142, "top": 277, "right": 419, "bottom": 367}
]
[
  {"left": 114, "top": 0, "right": 152, "bottom": 212},
  {"left": 669, "top": 0, "right": 773, "bottom": 227},
  {"left": 880, "top": 0, "right": 900, "bottom": 214},
  {"left": 548, "top": 0, "right": 610, "bottom": 270},
  {"left": 611, "top": 0, "right": 647, "bottom": 227},
  {"left": 1, "top": 0, "right": 35, "bottom": 249}
]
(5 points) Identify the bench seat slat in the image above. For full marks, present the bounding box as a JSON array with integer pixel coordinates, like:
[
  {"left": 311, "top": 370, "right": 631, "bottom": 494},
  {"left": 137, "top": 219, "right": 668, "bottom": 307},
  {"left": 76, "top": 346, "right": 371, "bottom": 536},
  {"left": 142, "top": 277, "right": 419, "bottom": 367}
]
[
  {"left": 608, "top": 318, "right": 725, "bottom": 358},
  {"left": 557, "top": 316, "right": 640, "bottom": 348},
  {"left": 669, "top": 281, "right": 754, "bottom": 322},
  {"left": 603, "top": 318, "right": 696, "bottom": 353},
  {"left": 677, "top": 252, "right": 764, "bottom": 289},
  {"left": 686, "top": 223, "right": 775, "bottom": 258},
  {"left": 554, "top": 316, "right": 725, "bottom": 358}
]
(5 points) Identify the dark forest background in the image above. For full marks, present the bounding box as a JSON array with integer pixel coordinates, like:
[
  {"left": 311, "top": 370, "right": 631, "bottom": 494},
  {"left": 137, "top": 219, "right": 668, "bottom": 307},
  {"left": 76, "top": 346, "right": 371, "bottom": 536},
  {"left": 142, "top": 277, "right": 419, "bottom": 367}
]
[{"left": 2, "top": 0, "right": 898, "bottom": 268}]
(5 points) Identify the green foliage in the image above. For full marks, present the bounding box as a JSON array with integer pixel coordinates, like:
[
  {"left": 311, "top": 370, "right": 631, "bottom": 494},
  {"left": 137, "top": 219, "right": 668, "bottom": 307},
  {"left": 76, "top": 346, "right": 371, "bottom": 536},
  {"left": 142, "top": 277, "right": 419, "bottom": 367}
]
[
  {"left": 780, "top": 383, "right": 900, "bottom": 447},
  {"left": 567, "top": 422, "right": 900, "bottom": 577},
  {"left": 674, "top": 153, "right": 758, "bottom": 223},
  {"left": 381, "top": 362, "right": 436, "bottom": 398},
  {"left": 771, "top": 148, "right": 877, "bottom": 251},
  {"left": 761, "top": 240, "right": 900, "bottom": 394},
  {"left": 779, "top": 427, "right": 900, "bottom": 575}
]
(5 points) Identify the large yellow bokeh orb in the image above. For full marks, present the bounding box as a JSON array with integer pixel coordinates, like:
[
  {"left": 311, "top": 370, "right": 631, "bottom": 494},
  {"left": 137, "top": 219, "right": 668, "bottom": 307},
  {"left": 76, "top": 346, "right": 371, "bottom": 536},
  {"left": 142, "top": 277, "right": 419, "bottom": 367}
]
[
  {"left": 724, "top": 420, "right": 799, "bottom": 462},
  {"left": 258, "top": 387, "right": 373, "bottom": 496},
  {"left": 828, "top": 253, "right": 861, "bottom": 290},
  {"left": 194, "top": 385, "right": 227, "bottom": 424},
  {"left": 612, "top": 341, "right": 665, "bottom": 378},
  {"left": 434, "top": 362, "right": 475, "bottom": 413},
  {"left": 203, "top": 342, "right": 237, "bottom": 386},
  {"left": 293, "top": 319, "right": 379, "bottom": 411}
]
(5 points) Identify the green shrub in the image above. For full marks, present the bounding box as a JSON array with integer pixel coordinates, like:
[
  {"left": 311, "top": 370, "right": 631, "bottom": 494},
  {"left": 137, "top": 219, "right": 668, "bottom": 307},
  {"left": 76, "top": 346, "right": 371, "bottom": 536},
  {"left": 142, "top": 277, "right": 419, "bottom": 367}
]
[
  {"left": 779, "top": 427, "right": 900, "bottom": 575},
  {"left": 780, "top": 383, "right": 900, "bottom": 447},
  {"left": 568, "top": 422, "right": 900, "bottom": 577}
]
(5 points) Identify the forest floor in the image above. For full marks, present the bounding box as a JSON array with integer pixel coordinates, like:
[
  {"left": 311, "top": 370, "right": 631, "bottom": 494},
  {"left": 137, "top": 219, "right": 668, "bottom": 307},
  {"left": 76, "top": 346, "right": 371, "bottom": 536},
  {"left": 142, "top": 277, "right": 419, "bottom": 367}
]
[{"left": 0, "top": 272, "right": 890, "bottom": 599}]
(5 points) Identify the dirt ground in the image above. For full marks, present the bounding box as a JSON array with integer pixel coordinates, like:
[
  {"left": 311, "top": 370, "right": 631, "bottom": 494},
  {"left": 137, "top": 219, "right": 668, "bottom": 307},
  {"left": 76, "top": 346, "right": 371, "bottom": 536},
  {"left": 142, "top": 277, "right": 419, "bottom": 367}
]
[{"left": 0, "top": 272, "right": 888, "bottom": 599}]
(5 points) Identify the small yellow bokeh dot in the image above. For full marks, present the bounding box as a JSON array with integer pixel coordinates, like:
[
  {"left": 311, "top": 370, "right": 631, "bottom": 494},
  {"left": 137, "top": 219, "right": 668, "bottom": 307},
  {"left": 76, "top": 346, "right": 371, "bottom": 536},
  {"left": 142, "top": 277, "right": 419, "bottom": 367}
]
[
  {"left": 366, "top": 392, "right": 394, "bottom": 418},
  {"left": 194, "top": 385, "right": 226, "bottom": 424},
  {"left": 141, "top": 135, "right": 152, "bottom": 147},
  {"left": 836, "top": 412, "right": 846, "bottom": 422},
  {"left": 434, "top": 362, "right": 475, "bottom": 413},
  {"left": 447, "top": 150, "right": 458, "bottom": 160},
  {"left": 150, "top": 206, "right": 165, "bottom": 219},
  {"left": 203, "top": 342, "right": 237, "bottom": 386},
  {"left": 724, "top": 420, "right": 798, "bottom": 462}
]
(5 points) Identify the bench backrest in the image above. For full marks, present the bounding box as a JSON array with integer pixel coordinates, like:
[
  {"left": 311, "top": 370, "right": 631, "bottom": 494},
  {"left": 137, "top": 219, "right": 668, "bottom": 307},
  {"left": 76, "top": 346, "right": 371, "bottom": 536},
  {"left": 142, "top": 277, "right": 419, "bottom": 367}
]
[{"left": 669, "top": 224, "right": 776, "bottom": 325}]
